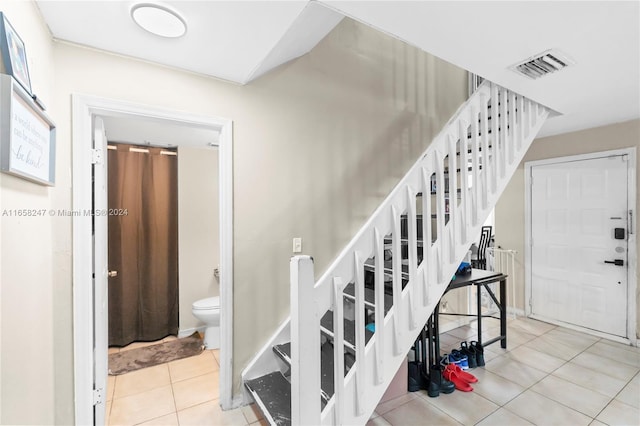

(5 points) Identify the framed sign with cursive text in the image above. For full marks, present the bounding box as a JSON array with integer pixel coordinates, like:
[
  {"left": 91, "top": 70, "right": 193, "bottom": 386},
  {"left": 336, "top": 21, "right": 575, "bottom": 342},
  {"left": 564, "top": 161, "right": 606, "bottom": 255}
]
[{"left": 0, "top": 74, "right": 56, "bottom": 185}]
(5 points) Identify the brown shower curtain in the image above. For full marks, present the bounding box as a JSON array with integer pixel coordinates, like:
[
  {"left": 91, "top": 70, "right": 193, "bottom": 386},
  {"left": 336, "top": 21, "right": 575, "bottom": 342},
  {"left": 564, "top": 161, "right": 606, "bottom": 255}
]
[{"left": 107, "top": 144, "right": 179, "bottom": 347}]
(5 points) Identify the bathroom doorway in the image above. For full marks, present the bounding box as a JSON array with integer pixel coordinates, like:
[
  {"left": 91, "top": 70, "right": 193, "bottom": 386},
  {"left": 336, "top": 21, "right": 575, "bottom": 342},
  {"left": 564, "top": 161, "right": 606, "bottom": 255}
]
[{"left": 71, "top": 96, "right": 234, "bottom": 425}]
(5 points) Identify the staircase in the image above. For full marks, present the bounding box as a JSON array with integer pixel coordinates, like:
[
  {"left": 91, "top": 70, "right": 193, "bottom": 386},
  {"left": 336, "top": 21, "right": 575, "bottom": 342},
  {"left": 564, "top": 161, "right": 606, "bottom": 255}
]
[{"left": 242, "top": 81, "right": 549, "bottom": 425}]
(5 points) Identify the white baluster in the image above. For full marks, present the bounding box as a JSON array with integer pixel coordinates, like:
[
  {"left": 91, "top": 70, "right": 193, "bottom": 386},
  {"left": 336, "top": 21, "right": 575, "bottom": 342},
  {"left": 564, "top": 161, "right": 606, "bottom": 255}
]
[
  {"left": 405, "top": 187, "right": 418, "bottom": 329},
  {"left": 459, "top": 120, "right": 469, "bottom": 243},
  {"left": 391, "top": 205, "right": 403, "bottom": 355},
  {"left": 470, "top": 104, "right": 480, "bottom": 226},
  {"left": 373, "top": 228, "right": 384, "bottom": 384},
  {"left": 291, "top": 256, "right": 320, "bottom": 426},
  {"left": 332, "top": 276, "right": 345, "bottom": 426},
  {"left": 508, "top": 91, "right": 517, "bottom": 165},
  {"left": 353, "top": 252, "right": 365, "bottom": 415},
  {"left": 421, "top": 167, "right": 432, "bottom": 306},
  {"left": 517, "top": 95, "right": 525, "bottom": 152},
  {"left": 480, "top": 94, "right": 490, "bottom": 211}
]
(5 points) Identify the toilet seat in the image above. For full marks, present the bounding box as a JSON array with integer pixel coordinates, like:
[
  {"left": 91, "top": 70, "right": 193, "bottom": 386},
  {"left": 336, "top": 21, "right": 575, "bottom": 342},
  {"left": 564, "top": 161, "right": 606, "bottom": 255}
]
[{"left": 192, "top": 296, "right": 220, "bottom": 310}]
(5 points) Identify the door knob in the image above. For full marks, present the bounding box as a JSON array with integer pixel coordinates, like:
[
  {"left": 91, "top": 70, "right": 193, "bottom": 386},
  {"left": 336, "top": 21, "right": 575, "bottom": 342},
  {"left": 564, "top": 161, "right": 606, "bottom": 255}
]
[
  {"left": 108, "top": 270, "right": 118, "bottom": 277},
  {"left": 604, "top": 259, "right": 624, "bottom": 266}
]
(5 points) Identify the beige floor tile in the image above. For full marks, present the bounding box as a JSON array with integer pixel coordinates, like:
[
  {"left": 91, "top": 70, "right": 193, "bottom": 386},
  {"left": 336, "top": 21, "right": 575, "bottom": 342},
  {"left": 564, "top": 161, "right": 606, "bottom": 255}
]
[
  {"left": 530, "top": 374, "right": 611, "bottom": 418},
  {"left": 382, "top": 397, "right": 461, "bottom": 426},
  {"left": 138, "top": 412, "right": 179, "bottom": 425},
  {"left": 108, "top": 347, "right": 120, "bottom": 354},
  {"left": 475, "top": 407, "right": 533, "bottom": 426},
  {"left": 572, "top": 351, "right": 638, "bottom": 381},
  {"left": 483, "top": 346, "right": 508, "bottom": 362},
  {"left": 169, "top": 350, "right": 218, "bottom": 383},
  {"left": 596, "top": 399, "right": 640, "bottom": 426},
  {"left": 374, "top": 392, "right": 416, "bottom": 415},
  {"left": 504, "top": 389, "right": 592, "bottom": 426},
  {"left": 543, "top": 327, "right": 600, "bottom": 351},
  {"left": 471, "top": 369, "right": 526, "bottom": 406},
  {"left": 585, "top": 341, "right": 640, "bottom": 368},
  {"left": 119, "top": 340, "right": 161, "bottom": 352},
  {"left": 421, "top": 387, "right": 499, "bottom": 425},
  {"left": 178, "top": 400, "right": 248, "bottom": 426},
  {"left": 589, "top": 420, "right": 608, "bottom": 426},
  {"left": 552, "top": 362, "right": 628, "bottom": 398},
  {"left": 599, "top": 338, "right": 640, "bottom": 353},
  {"left": 367, "top": 415, "right": 393, "bottom": 426},
  {"left": 172, "top": 371, "right": 220, "bottom": 411},
  {"left": 212, "top": 349, "right": 221, "bottom": 364},
  {"left": 509, "top": 318, "right": 556, "bottom": 336},
  {"left": 249, "top": 419, "right": 269, "bottom": 426},
  {"left": 446, "top": 326, "right": 478, "bottom": 341},
  {"left": 484, "top": 356, "right": 547, "bottom": 388},
  {"left": 113, "top": 364, "right": 171, "bottom": 399},
  {"left": 109, "top": 385, "right": 175, "bottom": 425},
  {"left": 440, "top": 333, "right": 463, "bottom": 348},
  {"left": 107, "top": 374, "right": 116, "bottom": 401},
  {"left": 505, "top": 328, "right": 539, "bottom": 348},
  {"left": 241, "top": 403, "right": 264, "bottom": 423},
  {"left": 105, "top": 399, "right": 112, "bottom": 425},
  {"left": 524, "top": 334, "right": 584, "bottom": 361},
  {"left": 503, "top": 345, "right": 566, "bottom": 373},
  {"left": 615, "top": 373, "right": 639, "bottom": 408},
  {"left": 163, "top": 335, "right": 178, "bottom": 342}
]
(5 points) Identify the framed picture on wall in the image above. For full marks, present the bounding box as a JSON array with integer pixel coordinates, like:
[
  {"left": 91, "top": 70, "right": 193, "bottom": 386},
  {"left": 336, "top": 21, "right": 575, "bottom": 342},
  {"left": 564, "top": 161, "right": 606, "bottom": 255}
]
[{"left": 0, "top": 13, "right": 32, "bottom": 95}]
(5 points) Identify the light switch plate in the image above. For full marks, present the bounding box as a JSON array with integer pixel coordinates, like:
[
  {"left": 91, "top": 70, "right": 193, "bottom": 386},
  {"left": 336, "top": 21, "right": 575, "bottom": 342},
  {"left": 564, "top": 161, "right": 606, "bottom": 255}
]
[{"left": 293, "top": 237, "right": 302, "bottom": 253}]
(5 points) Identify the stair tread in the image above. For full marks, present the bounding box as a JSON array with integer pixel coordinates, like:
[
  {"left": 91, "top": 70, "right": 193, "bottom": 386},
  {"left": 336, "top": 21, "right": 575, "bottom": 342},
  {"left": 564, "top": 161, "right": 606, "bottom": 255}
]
[
  {"left": 245, "top": 371, "right": 291, "bottom": 426},
  {"left": 343, "top": 283, "right": 392, "bottom": 315},
  {"left": 273, "top": 342, "right": 355, "bottom": 405},
  {"left": 320, "top": 311, "right": 374, "bottom": 347}
]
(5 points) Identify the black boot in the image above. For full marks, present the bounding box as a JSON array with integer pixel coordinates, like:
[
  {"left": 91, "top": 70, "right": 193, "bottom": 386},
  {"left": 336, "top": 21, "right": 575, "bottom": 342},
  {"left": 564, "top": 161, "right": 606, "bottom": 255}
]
[
  {"left": 407, "top": 361, "right": 423, "bottom": 392},
  {"left": 425, "top": 365, "right": 455, "bottom": 397},
  {"left": 460, "top": 341, "right": 477, "bottom": 369},
  {"left": 471, "top": 341, "right": 485, "bottom": 367}
]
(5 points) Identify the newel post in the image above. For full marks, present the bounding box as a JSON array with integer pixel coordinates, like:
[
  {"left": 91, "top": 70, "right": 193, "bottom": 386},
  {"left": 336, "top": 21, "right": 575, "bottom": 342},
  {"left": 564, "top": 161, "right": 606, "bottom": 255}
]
[{"left": 290, "top": 255, "right": 321, "bottom": 425}]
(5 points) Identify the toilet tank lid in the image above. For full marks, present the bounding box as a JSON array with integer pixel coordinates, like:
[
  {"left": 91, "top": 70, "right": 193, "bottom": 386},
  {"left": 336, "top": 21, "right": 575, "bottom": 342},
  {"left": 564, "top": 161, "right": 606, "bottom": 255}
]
[{"left": 193, "top": 296, "right": 220, "bottom": 309}]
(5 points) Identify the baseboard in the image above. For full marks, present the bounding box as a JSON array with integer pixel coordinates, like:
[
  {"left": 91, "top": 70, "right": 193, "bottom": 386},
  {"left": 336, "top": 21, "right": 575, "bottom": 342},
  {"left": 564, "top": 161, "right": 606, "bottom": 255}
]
[
  {"left": 507, "top": 307, "right": 525, "bottom": 317},
  {"left": 178, "top": 326, "right": 206, "bottom": 338}
]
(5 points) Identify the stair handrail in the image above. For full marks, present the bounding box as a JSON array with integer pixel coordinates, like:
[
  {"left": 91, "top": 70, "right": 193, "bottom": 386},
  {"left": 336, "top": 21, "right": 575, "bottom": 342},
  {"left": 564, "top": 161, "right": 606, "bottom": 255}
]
[{"left": 291, "top": 81, "right": 548, "bottom": 425}]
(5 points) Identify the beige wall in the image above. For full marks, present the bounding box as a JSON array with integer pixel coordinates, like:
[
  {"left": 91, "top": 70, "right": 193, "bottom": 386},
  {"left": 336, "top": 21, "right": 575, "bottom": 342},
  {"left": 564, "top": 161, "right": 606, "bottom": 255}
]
[
  {"left": 0, "top": 1, "right": 58, "bottom": 424},
  {"left": 496, "top": 119, "right": 640, "bottom": 338},
  {"left": 0, "top": 12, "right": 467, "bottom": 420},
  {"left": 178, "top": 146, "right": 220, "bottom": 333}
]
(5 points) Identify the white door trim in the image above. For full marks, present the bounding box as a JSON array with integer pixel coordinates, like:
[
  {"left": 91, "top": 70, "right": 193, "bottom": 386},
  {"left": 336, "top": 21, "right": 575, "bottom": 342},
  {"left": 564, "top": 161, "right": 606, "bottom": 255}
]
[
  {"left": 72, "top": 95, "right": 234, "bottom": 424},
  {"left": 524, "top": 148, "right": 637, "bottom": 346}
]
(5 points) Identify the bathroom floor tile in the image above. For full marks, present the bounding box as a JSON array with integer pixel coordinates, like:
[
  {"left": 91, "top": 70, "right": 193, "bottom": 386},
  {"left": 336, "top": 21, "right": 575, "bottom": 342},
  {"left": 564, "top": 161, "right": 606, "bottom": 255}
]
[
  {"left": 241, "top": 403, "right": 264, "bottom": 424},
  {"left": 107, "top": 374, "right": 116, "bottom": 401},
  {"left": 172, "top": 371, "right": 219, "bottom": 411},
  {"left": 113, "top": 364, "right": 170, "bottom": 399},
  {"left": 177, "top": 400, "right": 248, "bottom": 426},
  {"left": 110, "top": 385, "right": 175, "bottom": 425},
  {"left": 138, "top": 412, "right": 179, "bottom": 425},
  {"left": 530, "top": 374, "right": 611, "bottom": 418},
  {"left": 119, "top": 340, "right": 161, "bottom": 352},
  {"left": 169, "top": 350, "right": 218, "bottom": 382},
  {"left": 504, "top": 389, "right": 592, "bottom": 426}
]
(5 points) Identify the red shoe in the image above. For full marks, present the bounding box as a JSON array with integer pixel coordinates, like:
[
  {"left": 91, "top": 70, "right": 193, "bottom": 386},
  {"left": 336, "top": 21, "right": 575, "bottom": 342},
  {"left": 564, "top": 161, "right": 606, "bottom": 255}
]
[
  {"left": 446, "top": 363, "right": 478, "bottom": 383},
  {"left": 443, "top": 367, "right": 473, "bottom": 392}
]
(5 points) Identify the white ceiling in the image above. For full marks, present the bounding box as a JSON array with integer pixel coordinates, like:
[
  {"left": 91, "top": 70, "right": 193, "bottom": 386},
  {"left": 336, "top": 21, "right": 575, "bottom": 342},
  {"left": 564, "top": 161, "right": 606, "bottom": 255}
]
[{"left": 36, "top": 1, "right": 639, "bottom": 140}]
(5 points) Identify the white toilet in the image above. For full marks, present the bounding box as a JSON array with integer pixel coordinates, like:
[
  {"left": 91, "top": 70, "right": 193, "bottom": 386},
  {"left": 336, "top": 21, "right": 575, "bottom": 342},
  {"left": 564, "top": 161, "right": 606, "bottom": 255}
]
[{"left": 192, "top": 296, "right": 220, "bottom": 349}]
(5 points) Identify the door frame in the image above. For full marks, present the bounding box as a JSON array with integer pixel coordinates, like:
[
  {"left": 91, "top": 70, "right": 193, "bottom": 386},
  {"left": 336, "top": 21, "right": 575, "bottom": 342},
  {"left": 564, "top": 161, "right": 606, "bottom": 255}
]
[
  {"left": 524, "top": 148, "right": 637, "bottom": 346},
  {"left": 71, "top": 94, "right": 235, "bottom": 424}
]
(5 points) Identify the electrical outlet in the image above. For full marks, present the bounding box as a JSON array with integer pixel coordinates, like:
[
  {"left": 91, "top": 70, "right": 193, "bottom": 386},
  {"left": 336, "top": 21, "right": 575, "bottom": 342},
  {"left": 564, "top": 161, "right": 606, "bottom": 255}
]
[{"left": 293, "top": 237, "right": 302, "bottom": 253}]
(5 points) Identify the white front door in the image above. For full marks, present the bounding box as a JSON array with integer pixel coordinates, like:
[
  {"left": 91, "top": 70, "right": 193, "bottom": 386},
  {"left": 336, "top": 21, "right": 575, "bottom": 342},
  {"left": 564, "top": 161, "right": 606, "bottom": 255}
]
[
  {"left": 93, "top": 117, "right": 109, "bottom": 423},
  {"left": 530, "top": 154, "right": 629, "bottom": 337}
]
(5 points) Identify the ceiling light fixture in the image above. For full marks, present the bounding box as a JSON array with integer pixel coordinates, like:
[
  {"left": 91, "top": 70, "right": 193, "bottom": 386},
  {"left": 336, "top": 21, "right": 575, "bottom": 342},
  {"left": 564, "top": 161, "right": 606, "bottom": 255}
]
[{"left": 131, "top": 3, "right": 187, "bottom": 38}]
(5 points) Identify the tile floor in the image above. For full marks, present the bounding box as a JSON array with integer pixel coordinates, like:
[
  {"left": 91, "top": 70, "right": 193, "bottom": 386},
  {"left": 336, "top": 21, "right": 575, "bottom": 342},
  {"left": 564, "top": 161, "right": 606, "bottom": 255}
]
[
  {"left": 106, "top": 337, "right": 266, "bottom": 425},
  {"left": 107, "top": 318, "right": 640, "bottom": 425},
  {"left": 369, "top": 317, "right": 640, "bottom": 426}
]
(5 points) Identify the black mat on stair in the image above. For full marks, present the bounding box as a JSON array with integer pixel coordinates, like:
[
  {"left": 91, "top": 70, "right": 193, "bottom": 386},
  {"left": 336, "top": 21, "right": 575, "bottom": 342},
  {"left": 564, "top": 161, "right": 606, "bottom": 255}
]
[{"left": 108, "top": 332, "right": 204, "bottom": 375}]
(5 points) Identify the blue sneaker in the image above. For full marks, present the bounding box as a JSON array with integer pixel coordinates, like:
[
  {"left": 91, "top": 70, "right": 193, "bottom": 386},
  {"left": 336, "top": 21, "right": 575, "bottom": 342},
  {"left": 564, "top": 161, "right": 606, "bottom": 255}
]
[{"left": 449, "top": 349, "right": 469, "bottom": 370}]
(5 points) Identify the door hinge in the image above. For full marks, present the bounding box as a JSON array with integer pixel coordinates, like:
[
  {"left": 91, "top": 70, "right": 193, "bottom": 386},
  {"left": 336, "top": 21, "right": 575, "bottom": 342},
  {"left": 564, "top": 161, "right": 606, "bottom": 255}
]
[
  {"left": 93, "top": 387, "right": 104, "bottom": 405},
  {"left": 91, "top": 148, "right": 104, "bottom": 165}
]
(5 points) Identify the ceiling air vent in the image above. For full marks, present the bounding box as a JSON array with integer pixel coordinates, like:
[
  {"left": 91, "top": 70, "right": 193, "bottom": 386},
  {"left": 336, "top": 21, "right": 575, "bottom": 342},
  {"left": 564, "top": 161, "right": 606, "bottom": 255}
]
[{"left": 511, "top": 50, "right": 572, "bottom": 79}]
